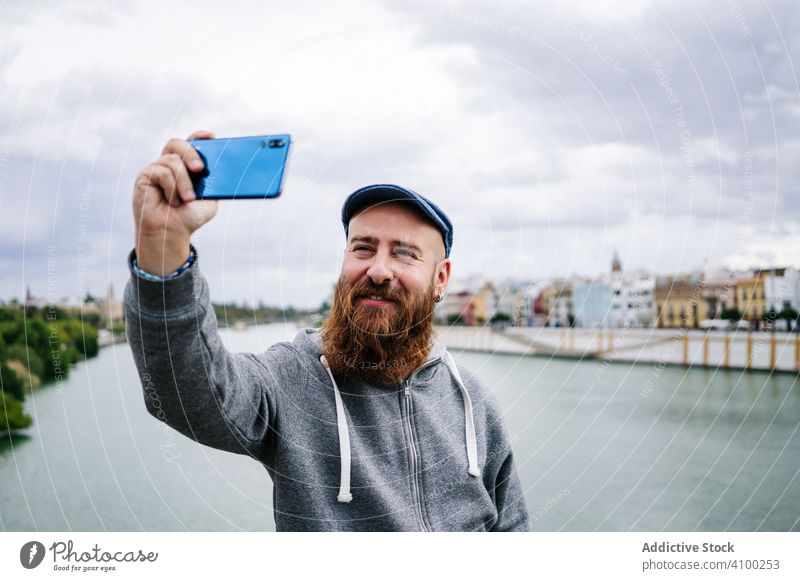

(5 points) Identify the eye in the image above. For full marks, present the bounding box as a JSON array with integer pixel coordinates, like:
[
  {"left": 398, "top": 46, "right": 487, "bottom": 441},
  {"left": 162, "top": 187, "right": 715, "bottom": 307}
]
[{"left": 394, "top": 249, "right": 419, "bottom": 263}]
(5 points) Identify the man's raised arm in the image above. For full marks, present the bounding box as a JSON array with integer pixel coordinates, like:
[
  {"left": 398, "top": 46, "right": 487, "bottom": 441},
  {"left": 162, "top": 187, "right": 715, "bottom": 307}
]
[{"left": 124, "top": 130, "right": 288, "bottom": 459}]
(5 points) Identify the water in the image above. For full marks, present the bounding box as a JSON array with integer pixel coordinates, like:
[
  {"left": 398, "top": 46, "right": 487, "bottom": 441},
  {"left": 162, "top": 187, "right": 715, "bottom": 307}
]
[{"left": 1, "top": 323, "right": 798, "bottom": 531}]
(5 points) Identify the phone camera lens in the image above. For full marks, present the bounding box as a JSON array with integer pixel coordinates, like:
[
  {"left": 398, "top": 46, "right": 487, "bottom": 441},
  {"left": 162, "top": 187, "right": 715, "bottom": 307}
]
[{"left": 268, "top": 139, "right": 285, "bottom": 148}]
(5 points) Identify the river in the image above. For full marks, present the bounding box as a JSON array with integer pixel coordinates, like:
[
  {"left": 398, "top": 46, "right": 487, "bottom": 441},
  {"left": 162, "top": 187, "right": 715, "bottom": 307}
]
[{"left": 1, "top": 323, "right": 798, "bottom": 531}]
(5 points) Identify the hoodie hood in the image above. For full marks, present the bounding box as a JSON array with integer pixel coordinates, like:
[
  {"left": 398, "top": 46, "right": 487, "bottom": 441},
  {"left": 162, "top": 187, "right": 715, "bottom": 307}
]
[{"left": 293, "top": 327, "right": 480, "bottom": 504}]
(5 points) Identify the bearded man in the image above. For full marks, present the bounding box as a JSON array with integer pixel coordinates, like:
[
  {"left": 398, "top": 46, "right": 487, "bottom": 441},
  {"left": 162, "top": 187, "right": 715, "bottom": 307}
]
[{"left": 125, "top": 130, "right": 529, "bottom": 532}]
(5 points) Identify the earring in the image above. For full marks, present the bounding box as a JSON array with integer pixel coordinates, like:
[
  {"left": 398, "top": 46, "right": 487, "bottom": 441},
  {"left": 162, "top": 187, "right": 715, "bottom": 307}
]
[{"left": 434, "top": 292, "right": 444, "bottom": 303}]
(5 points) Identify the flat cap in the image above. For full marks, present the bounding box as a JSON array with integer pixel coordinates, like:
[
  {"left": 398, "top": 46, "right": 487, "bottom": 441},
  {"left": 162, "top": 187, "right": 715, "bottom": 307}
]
[{"left": 341, "top": 184, "right": 453, "bottom": 258}]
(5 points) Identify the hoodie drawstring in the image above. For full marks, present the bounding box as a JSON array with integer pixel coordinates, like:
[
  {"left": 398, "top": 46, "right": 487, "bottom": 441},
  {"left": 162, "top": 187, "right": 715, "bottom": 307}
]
[
  {"left": 443, "top": 351, "right": 481, "bottom": 478},
  {"left": 320, "top": 355, "right": 353, "bottom": 503},
  {"left": 319, "top": 351, "right": 481, "bottom": 505}
]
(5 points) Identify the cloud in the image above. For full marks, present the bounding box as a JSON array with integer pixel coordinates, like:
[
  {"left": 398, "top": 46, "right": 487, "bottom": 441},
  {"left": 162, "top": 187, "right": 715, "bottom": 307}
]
[{"left": 3, "top": 0, "right": 800, "bottom": 305}]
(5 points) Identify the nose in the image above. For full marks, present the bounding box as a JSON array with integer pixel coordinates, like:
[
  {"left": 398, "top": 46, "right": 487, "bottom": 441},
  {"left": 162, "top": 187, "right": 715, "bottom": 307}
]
[{"left": 365, "top": 250, "right": 394, "bottom": 286}]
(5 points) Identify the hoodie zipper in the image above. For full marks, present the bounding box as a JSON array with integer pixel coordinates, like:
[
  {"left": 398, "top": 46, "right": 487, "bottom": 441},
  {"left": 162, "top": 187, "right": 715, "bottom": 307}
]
[{"left": 403, "top": 379, "right": 429, "bottom": 531}]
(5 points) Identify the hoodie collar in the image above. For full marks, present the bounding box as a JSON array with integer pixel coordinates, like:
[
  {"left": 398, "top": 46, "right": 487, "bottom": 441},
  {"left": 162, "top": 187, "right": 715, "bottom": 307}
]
[{"left": 318, "top": 338, "right": 481, "bottom": 506}]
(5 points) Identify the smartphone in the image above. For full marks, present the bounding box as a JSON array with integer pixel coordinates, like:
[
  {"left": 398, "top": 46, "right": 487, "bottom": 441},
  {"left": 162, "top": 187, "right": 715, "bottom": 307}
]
[{"left": 188, "top": 134, "right": 292, "bottom": 199}]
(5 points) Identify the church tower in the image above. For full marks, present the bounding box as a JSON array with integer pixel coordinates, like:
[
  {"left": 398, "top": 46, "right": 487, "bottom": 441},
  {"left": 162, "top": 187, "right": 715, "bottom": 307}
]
[{"left": 611, "top": 250, "right": 622, "bottom": 274}]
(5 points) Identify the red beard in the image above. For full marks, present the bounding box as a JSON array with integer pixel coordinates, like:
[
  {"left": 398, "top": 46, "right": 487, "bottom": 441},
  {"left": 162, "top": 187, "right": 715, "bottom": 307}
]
[{"left": 320, "top": 275, "right": 436, "bottom": 386}]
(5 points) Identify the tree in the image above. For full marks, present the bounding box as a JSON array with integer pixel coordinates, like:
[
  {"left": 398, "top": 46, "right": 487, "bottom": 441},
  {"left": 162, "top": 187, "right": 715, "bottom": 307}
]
[
  {"left": 0, "top": 390, "right": 32, "bottom": 431},
  {"left": 4, "top": 344, "right": 44, "bottom": 377},
  {"left": 59, "top": 319, "right": 99, "bottom": 358},
  {"left": 0, "top": 306, "right": 19, "bottom": 323},
  {"left": 0, "top": 361, "right": 24, "bottom": 401},
  {"left": 777, "top": 306, "right": 799, "bottom": 332},
  {"left": 763, "top": 307, "right": 779, "bottom": 331},
  {"left": 80, "top": 311, "right": 103, "bottom": 328},
  {"left": 447, "top": 314, "right": 464, "bottom": 326},
  {"left": 720, "top": 307, "right": 742, "bottom": 322},
  {"left": 490, "top": 312, "right": 511, "bottom": 328}
]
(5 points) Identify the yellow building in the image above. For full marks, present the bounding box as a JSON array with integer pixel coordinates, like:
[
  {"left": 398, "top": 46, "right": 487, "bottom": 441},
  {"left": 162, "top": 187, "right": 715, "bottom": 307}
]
[
  {"left": 655, "top": 273, "right": 708, "bottom": 328},
  {"left": 543, "top": 283, "right": 572, "bottom": 327},
  {"left": 735, "top": 272, "right": 766, "bottom": 327},
  {"left": 470, "top": 282, "right": 496, "bottom": 325},
  {"left": 539, "top": 287, "right": 554, "bottom": 322}
]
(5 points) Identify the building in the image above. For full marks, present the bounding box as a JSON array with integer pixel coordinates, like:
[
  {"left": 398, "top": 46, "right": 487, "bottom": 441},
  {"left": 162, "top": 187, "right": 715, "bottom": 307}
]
[
  {"left": 572, "top": 254, "right": 654, "bottom": 329},
  {"left": 98, "top": 284, "right": 124, "bottom": 330},
  {"left": 735, "top": 272, "right": 766, "bottom": 329},
  {"left": 436, "top": 289, "right": 473, "bottom": 325},
  {"left": 700, "top": 269, "right": 736, "bottom": 321},
  {"left": 613, "top": 272, "right": 656, "bottom": 328},
  {"left": 762, "top": 267, "right": 800, "bottom": 314},
  {"left": 573, "top": 279, "right": 613, "bottom": 328},
  {"left": 494, "top": 280, "right": 530, "bottom": 326},
  {"left": 470, "top": 281, "right": 497, "bottom": 325},
  {"left": 436, "top": 277, "right": 484, "bottom": 325},
  {"left": 611, "top": 250, "right": 622, "bottom": 274},
  {"left": 512, "top": 282, "right": 544, "bottom": 326},
  {"left": 545, "top": 282, "right": 573, "bottom": 327},
  {"left": 655, "top": 272, "right": 706, "bottom": 328}
]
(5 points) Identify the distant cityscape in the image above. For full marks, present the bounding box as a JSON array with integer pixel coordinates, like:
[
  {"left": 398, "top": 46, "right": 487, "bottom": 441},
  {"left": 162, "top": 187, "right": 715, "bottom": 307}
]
[{"left": 431, "top": 253, "right": 800, "bottom": 333}]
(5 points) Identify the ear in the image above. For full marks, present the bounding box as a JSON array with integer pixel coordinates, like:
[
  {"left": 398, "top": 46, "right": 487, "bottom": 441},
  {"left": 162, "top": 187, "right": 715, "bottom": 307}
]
[{"left": 434, "top": 258, "right": 451, "bottom": 297}]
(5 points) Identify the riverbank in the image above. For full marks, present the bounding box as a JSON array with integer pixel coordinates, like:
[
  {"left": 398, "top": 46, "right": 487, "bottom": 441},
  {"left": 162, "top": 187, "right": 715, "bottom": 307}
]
[
  {"left": 1, "top": 304, "right": 101, "bottom": 434},
  {"left": 435, "top": 325, "right": 800, "bottom": 374}
]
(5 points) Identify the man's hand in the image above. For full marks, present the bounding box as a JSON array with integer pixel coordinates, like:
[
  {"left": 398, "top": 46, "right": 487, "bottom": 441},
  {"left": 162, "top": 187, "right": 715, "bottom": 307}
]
[{"left": 133, "top": 130, "right": 219, "bottom": 275}]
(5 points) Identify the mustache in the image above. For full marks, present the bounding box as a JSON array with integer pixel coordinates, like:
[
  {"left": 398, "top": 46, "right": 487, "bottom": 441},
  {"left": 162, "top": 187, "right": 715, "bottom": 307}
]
[{"left": 348, "top": 280, "right": 404, "bottom": 302}]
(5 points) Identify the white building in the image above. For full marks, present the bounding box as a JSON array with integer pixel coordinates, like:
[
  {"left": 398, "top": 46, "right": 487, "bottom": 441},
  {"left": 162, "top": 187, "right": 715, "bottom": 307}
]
[
  {"left": 611, "top": 271, "right": 656, "bottom": 328},
  {"left": 764, "top": 267, "right": 800, "bottom": 313},
  {"left": 574, "top": 253, "right": 656, "bottom": 329}
]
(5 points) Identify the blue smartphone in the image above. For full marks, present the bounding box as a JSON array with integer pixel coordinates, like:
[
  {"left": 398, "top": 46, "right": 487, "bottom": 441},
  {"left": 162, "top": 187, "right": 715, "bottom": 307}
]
[{"left": 188, "top": 134, "right": 292, "bottom": 199}]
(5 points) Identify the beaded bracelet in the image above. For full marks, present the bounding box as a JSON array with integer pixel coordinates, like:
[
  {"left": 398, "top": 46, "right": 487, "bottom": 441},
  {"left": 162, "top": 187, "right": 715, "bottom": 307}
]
[{"left": 132, "top": 248, "right": 196, "bottom": 282}]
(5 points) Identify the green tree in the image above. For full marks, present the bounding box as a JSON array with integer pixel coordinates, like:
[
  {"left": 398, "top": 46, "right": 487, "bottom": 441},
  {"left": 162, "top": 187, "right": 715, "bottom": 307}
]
[
  {"left": 0, "top": 306, "right": 20, "bottom": 323},
  {"left": 447, "top": 314, "right": 464, "bottom": 325},
  {"left": 778, "top": 306, "right": 799, "bottom": 331},
  {"left": 0, "top": 390, "right": 32, "bottom": 431},
  {"left": 80, "top": 311, "right": 103, "bottom": 329},
  {"left": 58, "top": 319, "right": 99, "bottom": 358},
  {"left": 0, "top": 361, "right": 24, "bottom": 401},
  {"left": 720, "top": 307, "right": 742, "bottom": 322},
  {"left": 490, "top": 312, "right": 511, "bottom": 328},
  {"left": 763, "top": 307, "right": 779, "bottom": 331},
  {"left": 4, "top": 344, "right": 44, "bottom": 377}
]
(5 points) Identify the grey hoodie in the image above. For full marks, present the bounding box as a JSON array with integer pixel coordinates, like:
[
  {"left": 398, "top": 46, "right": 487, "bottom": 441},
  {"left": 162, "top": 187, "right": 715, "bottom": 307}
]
[{"left": 124, "top": 247, "right": 529, "bottom": 531}]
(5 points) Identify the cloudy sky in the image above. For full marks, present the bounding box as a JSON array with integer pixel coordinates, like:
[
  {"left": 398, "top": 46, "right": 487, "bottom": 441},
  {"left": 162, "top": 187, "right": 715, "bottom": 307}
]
[{"left": 2, "top": 0, "right": 798, "bottom": 309}]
